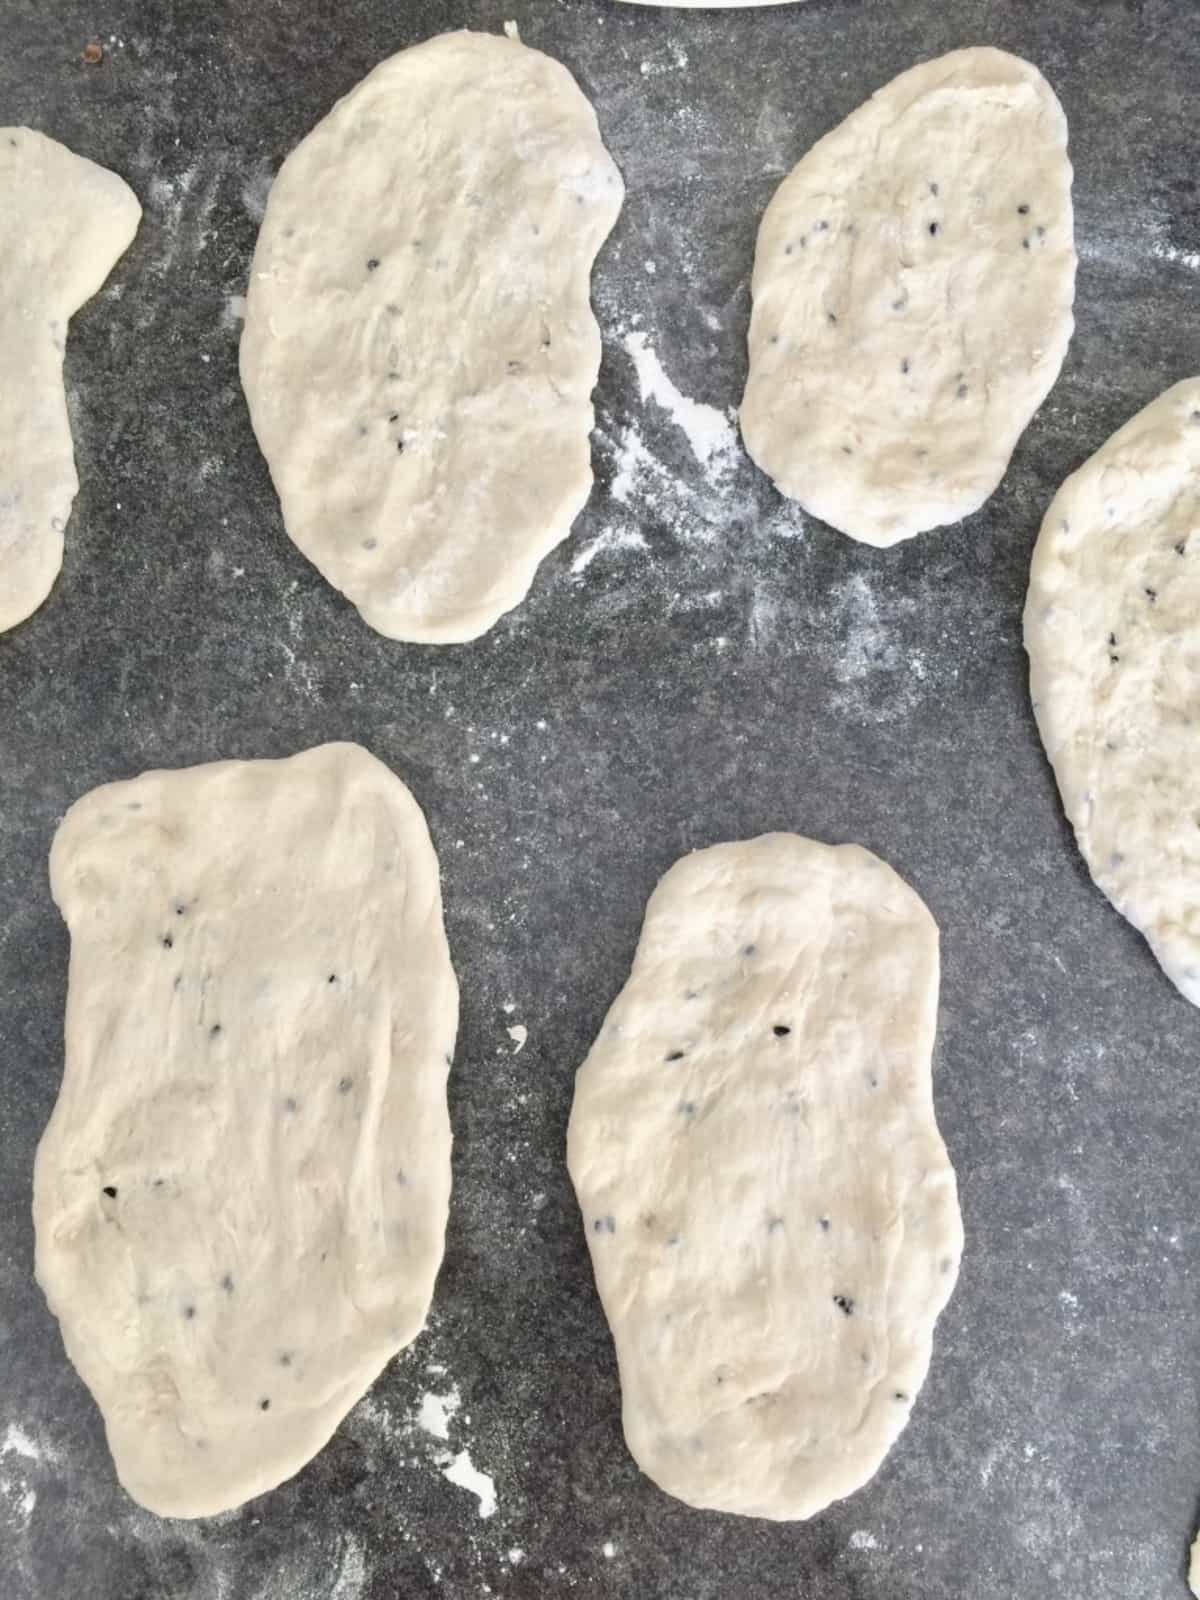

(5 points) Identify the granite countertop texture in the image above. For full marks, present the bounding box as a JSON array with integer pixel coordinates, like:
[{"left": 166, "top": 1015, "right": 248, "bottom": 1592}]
[{"left": 3, "top": 1, "right": 1200, "bottom": 1596}]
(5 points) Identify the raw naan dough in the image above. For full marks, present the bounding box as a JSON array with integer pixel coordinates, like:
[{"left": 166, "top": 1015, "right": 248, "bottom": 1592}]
[
  {"left": 1190, "top": 1530, "right": 1200, "bottom": 1597},
  {"left": 567, "top": 835, "right": 962, "bottom": 1519},
  {"left": 1026, "top": 378, "right": 1200, "bottom": 1006},
  {"left": 740, "top": 47, "right": 1076, "bottom": 545},
  {"left": 0, "top": 129, "right": 140, "bottom": 632},
  {"left": 240, "top": 31, "right": 624, "bottom": 643},
  {"left": 33, "top": 742, "right": 457, "bottom": 1517}
]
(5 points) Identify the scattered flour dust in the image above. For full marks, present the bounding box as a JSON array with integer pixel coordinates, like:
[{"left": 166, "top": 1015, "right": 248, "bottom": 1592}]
[
  {"left": 1152, "top": 239, "right": 1200, "bottom": 271},
  {"left": 571, "top": 524, "right": 647, "bottom": 576},
  {"left": 414, "top": 1381, "right": 499, "bottom": 1520},
  {"left": 622, "top": 330, "right": 738, "bottom": 476},
  {"left": 849, "top": 1530, "right": 880, "bottom": 1551},
  {"left": 330, "top": 1531, "right": 368, "bottom": 1600}
]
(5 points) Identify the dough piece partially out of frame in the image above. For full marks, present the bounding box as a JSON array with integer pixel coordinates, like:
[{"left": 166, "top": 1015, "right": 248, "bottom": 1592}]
[
  {"left": 741, "top": 48, "right": 1075, "bottom": 545},
  {"left": 0, "top": 129, "right": 140, "bottom": 632},
  {"left": 241, "top": 31, "right": 624, "bottom": 643},
  {"left": 1026, "top": 378, "right": 1200, "bottom": 1006},
  {"left": 34, "top": 743, "right": 457, "bottom": 1517},
  {"left": 568, "top": 835, "right": 962, "bottom": 1519}
]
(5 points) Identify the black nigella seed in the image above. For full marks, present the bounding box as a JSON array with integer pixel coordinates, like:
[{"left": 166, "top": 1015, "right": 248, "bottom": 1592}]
[
  {"left": 327, "top": 974, "right": 337, "bottom": 985},
  {"left": 284, "top": 1096, "right": 299, "bottom": 1114},
  {"left": 184, "top": 1304, "right": 196, "bottom": 1320},
  {"left": 929, "top": 181, "right": 939, "bottom": 196},
  {"left": 773, "top": 1025, "right": 791, "bottom": 1038},
  {"left": 220, "top": 1273, "right": 234, "bottom": 1293},
  {"left": 819, "top": 1217, "right": 831, "bottom": 1232},
  {"left": 1018, "top": 203, "right": 1030, "bottom": 215},
  {"left": 162, "top": 935, "right": 174, "bottom": 950},
  {"left": 210, "top": 1024, "right": 221, "bottom": 1039},
  {"left": 742, "top": 943, "right": 757, "bottom": 957},
  {"left": 1145, "top": 587, "right": 1157, "bottom": 601},
  {"left": 1022, "top": 237, "right": 1031, "bottom": 250},
  {"left": 175, "top": 904, "right": 187, "bottom": 916},
  {"left": 956, "top": 384, "right": 969, "bottom": 399},
  {"left": 338, "top": 1076, "right": 353, "bottom": 1094},
  {"left": 279, "top": 1352, "right": 292, "bottom": 1367},
  {"left": 833, "top": 1294, "right": 855, "bottom": 1317},
  {"left": 665, "top": 1050, "right": 685, "bottom": 1062},
  {"left": 901, "top": 358, "right": 910, "bottom": 375},
  {"left": 894, "top": 1390, "right": 908, "bottom": 1401},
  {"left": 387, "top": 413, "right": 399, "bottom": 423},
  {"left": 928, "top": 221, "right": 939, "bottom": 236},
  {"left": 1176, "top": 540, "right": 1188, "bottom": 556},
  {"left": 102, "top": 1185, "right": 117, "bottom": 1199},
  {"left": 366, "top": 258, "right": 380, "bottom": 271},
  {"left": 260, "top": 1398, "right": 271, "bottom": 1411}
]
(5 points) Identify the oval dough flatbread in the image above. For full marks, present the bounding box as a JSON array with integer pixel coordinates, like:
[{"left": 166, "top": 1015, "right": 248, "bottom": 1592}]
[
  {"left": 567, "top": 835, "right": 963, "bottom": 1519},
  {"left": 1025, "top": 378, "right": 1200, "bottom": 1006},
  {"left": 34, "top": 742, "right": 457, "bottom": 1517},
  {"left": 240, "top": 31, "right": 624, "bottom": 643},
  {"left": 740, "top": 47, "right": 1076, "bottom": 546},
  {"left": 0, "top": 129, "right": 140, "bottom": 632}
]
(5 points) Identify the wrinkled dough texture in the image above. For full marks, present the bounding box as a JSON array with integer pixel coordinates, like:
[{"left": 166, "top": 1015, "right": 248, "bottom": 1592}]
[
  {"left": 0, "top": 128, "right": 140, "bottom": 632},
  {"left": 33, "top": 743, "right": 458, "bottom": 1517},
  {"left": 740, "top": 47, "right": 1075, "bottom": 546},
  {"left": 240, "top": 31, "right": 624, "bottom": 643},
  {"left": 1026, "top": 379, "right": 1200, "bottom": 1007},
  {"left": 567, "top": 835, "right": 962, "bottom": 1520}
]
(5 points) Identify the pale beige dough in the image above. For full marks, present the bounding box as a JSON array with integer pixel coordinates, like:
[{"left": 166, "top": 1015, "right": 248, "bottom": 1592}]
[
  {"left": 1026, "top": 378, "right": 1200, "bottom": 1007},
  {"left": 0, "top": 128, "right": 140, "bottom": 632},
  {"left": 567, "top": 835, "right": 962, "bottom": 1520},
  {"left": 240, "top": 30, "right": 624, "bottom": 643},
  {"left": 34, "top": 742, "right": 457, "bottom": 1517},
  {"left": 740, "top": 47, "right": 1076, "bottom": 546}
]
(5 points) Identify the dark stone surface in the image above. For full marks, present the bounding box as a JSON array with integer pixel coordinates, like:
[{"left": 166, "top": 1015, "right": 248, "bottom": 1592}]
[{"left": 2, "top": 0, "right": 1200, "bottom": 1595}]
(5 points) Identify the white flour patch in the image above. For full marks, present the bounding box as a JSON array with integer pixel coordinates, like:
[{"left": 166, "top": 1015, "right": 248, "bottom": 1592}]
[
  {"left": 507, "top": 1024, "right": 528, "bottom": 1053},
  {"left": 570, "top": 525, "right": 647, "bottom": 575},
  {"left": 241, "top": 157, "right": 274, "bottom": 223},
  {"left": 440, "top": 1448, "right": 497, "bottom": 1518},
  {"left": 503, "top": 19, "right": 520, "bottom": 40},
  {"left": 602, "top": 1540, "right": 616, "bottom": 1559},
  {"left": 2, "top": 1423, "right": 56, "bottom": 1465},
  {"left": 417, "top": 1385, "right": 461, "bottom": 1441},
  {"left": 622, "top": 330, "right": 737, "bottom": 476},
  {"left": 849, "top": 1530, "right": 879, "bottom": 1551}
]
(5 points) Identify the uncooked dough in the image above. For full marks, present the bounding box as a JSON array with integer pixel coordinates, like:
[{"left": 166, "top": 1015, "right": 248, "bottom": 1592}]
[
  {"left": 0, "top": 128, "right": 140, "bottom": 631},
  {"left": 33, "top": 742, "right": 457, "bottom": 1517},
  {"left": 740, "top": 47, "right": 1076, "bottom": 545},
  {"left": 1026, "top": 378, "right": 1200, "bottom": 1007},
  {"left": 567, "top": 835, "right": 962, "bottom": 1519},
  {"left": 240, "top": 31, "right": 624, "bottom": 643}
]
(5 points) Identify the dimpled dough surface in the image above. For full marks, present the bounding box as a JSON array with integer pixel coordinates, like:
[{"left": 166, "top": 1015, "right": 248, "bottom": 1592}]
[
  {"left": 240, "top": 31, "right": 624, "bottom": 643},
  {"left": 33, "top": 743, "right": 457, "bottom": 1517},
  {"left": 0, "top": 128, "right": 140, "bottom": 632},
  {"left": 740, "top": 47, "right": 1076, "bottom": 546},
  {"left": 1026, "top": 379, "right": 1200, "bottom": 1007},
  {"left": 567, "top": 836, "right": 963, "bottom": 1520}
]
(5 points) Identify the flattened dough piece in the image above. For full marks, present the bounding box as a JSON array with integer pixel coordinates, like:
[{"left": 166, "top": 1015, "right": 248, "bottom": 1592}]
[
  {"left": 1026, "top": 379, "right": 1200, "bottom": 1006},
  {"left": 740, "top": 48, "right": 1075, "bottom": 545},
  {"left": 0, "top": 129, "right": 140, "bottom": 632},
  {"left": 567, "top": 836, "right": 962, "bottom": 1519},
  {"left": 240, "top": 31, "right": 624, "bottom": 643},
  {"left": 34, "top": 742, "right": 457, "bottom": 1517}
]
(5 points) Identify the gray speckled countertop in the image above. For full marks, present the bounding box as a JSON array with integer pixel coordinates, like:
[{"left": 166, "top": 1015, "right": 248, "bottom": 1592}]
[{"left": 2, "top": 2, "right": 1200, "bottom": 1596}]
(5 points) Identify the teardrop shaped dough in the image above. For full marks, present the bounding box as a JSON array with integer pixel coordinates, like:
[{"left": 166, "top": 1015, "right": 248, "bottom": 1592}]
[
  {"left": 0, "top": 128, "right": 141, "bottom": 632},
  {"left": 240, "top": 31, "right": 624, "bottom": 643},
  {"left": 33, "top": 742, "right": 457, "bottom": 1517},
  {"left": 567, "top": 835, "right": 962, "bottom": 1519},
  {"left": 740, "top": 47, "right": 1076, "bottom": 545},
  {"left": 1026, "top": 378, "right": 1200, "bottom": 1006}
]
